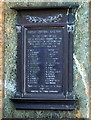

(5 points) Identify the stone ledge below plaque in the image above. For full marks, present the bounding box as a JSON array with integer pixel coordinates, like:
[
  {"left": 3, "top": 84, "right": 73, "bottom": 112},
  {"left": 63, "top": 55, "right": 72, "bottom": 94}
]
[{"left": 11, "top": 98, "right": 78, "bottom": 110}]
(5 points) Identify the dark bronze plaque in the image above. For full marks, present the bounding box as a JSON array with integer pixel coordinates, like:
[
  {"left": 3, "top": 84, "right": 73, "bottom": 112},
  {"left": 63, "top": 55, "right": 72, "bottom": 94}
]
[
  {"left": 25, "top": 27, "right": 63, "bottom": 93},
  {"left": 11, "top": 6, "right": 78, "bottom": 110}
]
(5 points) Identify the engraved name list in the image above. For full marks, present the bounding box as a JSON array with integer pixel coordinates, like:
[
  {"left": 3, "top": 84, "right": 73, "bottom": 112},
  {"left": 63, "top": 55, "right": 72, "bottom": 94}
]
[{"left": 25, "top": 27, "right": 64, "bottom": 94}]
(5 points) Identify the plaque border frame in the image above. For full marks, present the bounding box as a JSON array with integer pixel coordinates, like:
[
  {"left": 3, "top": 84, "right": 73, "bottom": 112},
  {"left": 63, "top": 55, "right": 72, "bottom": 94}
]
[{"left": 10, "top": 6, "right": 78, "bottom": 110}]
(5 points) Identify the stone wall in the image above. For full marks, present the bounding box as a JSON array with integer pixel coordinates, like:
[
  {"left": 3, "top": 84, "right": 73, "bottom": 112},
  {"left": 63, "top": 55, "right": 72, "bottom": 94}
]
[
  {"left": 89, "top": 2, "right": 91, "bottom": 119},
  {"left": 0, "top": 1, "right": 5, "bottom": 119},
  {"left": 3, "top": 2, "right": 90, "bottom": 119}
]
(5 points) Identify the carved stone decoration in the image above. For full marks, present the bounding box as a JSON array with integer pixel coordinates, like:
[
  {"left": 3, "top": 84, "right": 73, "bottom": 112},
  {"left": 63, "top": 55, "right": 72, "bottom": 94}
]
[
  {"left": 25, "top": 14, "right": 63, "bottom": 23},
  {"left": 16, "top": 26, "right": 22, "bottom": 33}
]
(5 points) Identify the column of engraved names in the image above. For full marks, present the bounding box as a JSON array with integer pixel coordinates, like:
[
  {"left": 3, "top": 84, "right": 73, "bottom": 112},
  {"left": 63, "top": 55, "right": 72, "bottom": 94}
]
[{"left": 26, "top": 27, "right": 63, "bottom": 93}]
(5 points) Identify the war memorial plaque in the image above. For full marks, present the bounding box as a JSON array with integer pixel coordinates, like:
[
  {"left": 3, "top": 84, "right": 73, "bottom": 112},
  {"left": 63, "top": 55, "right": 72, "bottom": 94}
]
[
  {"left": 11, "top": 6, "right": 78, "bottom": 110},
  {"left": 26, "top": 27, "right": 63, "bottom": 93}
]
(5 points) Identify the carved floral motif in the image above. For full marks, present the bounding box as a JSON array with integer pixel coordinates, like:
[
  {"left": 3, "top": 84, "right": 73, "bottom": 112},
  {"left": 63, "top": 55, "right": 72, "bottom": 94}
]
[
  {"left": 16, "top": 26, "right": 22, "bottom": 33},
  {"left": 25, "top": 14, "right": 63, "bottom": 23}
]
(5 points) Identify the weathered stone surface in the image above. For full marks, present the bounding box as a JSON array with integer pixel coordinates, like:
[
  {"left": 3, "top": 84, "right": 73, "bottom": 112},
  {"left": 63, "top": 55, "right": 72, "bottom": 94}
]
[
  {"left": 4, "top": 2, "right": 90, "bottom": 119},
  {"left": 0, "top": 1, "right": 4, "bottom": 119}
]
